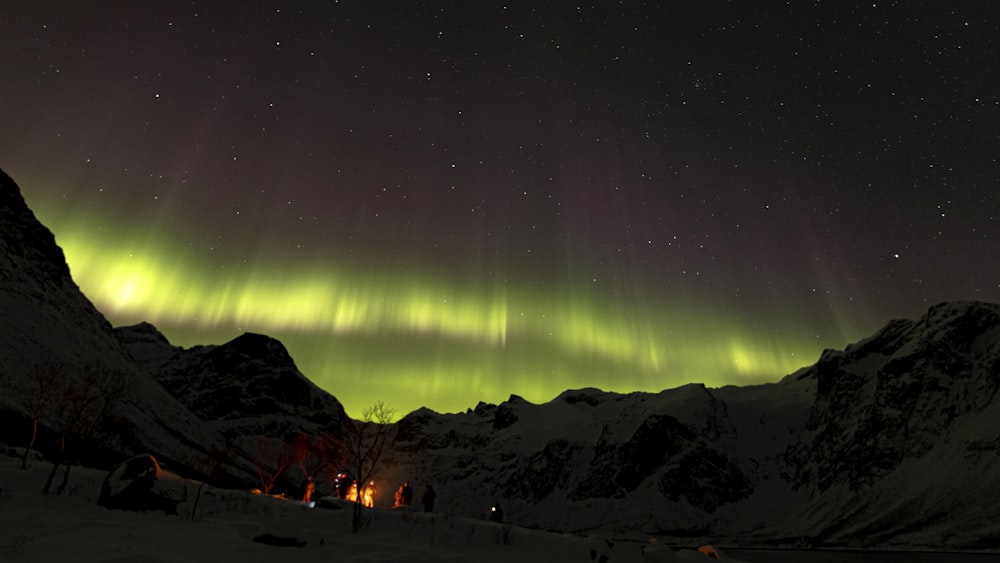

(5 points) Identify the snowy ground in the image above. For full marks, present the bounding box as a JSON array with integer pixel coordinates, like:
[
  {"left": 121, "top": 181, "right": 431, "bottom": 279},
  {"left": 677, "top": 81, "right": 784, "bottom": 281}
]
[
  {"left": 0, "top": 449, "right": 741, "bottom": 562},
  {"left": 727, "top": 549, "right": 1000, "bottom": 563}
]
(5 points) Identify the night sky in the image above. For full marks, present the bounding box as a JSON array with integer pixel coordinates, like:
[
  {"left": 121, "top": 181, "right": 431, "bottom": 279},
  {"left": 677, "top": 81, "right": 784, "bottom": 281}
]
[{"left": 2, "top": 2, "right": 998, "bottom": 418}]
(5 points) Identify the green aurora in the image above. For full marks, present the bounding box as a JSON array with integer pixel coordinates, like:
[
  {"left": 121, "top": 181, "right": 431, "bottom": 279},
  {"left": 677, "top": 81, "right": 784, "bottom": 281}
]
[
  {"left": 4, "top": 2, "right": 994, "bottom": 421},
  {"left": 31, "top": 198, "right": 868, "bottom": 419}
]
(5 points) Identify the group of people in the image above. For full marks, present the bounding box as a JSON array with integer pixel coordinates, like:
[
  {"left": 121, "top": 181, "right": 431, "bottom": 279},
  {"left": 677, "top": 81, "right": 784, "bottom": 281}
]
[
  {"left": 344, "top": 480, "right": 377, "bottom": 507},
  {"left": 301, "top": 474, "right": 513, "bottom": 525},
  {"left": 305, "top": 473, "right": 376, "bottom": 507},
  {"left": 299, "top": 474, "right": 510, "bottom": 526},
  {"left": 395, "top": 481, "right": 437, "bottom": 512},
  {"left": 305, "top": 473, "right": 436, "bottom": 512}
]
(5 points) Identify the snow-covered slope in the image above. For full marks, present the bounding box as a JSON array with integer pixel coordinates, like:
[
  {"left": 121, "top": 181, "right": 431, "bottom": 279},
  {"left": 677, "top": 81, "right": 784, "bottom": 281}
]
[
  {"left": 382, "top": 379, "right": 811, "bottom": 538},
  {"left": 0, "top": 170, "right": 258, "bottom": 481},
  {"left": 378, "top": 302, "right": 1000, "bottom": 549},
  {"left": 0, "top": 168, "right": 133, "bottom": 394},
  {"left": 764, "top": 301, "right": 1000, "bottom": 548},
  {"left": 0, "top": 449, "right": 744, "bottom": 563},
  {"left": 116, "top": 323, "right": 351, "bottom": 463}
]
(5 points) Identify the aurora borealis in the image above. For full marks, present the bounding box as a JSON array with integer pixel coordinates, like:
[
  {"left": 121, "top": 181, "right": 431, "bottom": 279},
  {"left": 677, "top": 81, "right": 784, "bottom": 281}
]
[{"left": 2, "top": 3, "right": 998, "bottom": 417}]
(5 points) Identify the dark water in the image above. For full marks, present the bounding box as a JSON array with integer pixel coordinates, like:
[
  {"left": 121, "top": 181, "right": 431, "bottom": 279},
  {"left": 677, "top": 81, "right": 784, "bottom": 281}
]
[{"left": 726, "top": 549, "right": 1000, "bottom": 563}]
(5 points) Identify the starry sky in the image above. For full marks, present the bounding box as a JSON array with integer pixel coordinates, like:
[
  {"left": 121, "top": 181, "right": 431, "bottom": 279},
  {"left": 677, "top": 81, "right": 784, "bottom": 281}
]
[{"left": 2, "top": 2, "right": 998, "bottom": 418}]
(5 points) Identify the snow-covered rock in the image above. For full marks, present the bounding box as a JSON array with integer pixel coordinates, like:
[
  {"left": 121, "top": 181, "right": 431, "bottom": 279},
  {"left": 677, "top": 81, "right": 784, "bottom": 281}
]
[
  {"left": 117, "top": 325, "right": 351, "bottom": 440},
  {"left": 98, "top": 453, "right": 191, "bottom": 513},
  {"left": 380, "top": 302, "right": 1000, "bottom": 548}
]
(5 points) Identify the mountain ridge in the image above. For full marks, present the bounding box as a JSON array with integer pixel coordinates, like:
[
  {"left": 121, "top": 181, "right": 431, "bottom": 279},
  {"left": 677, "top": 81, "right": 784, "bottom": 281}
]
[
  {"left": 2, "top": 168, "right": 998, "bottom": 549},
  {"left": 0, "top": 170, "right": 347, "bottom": 489}
]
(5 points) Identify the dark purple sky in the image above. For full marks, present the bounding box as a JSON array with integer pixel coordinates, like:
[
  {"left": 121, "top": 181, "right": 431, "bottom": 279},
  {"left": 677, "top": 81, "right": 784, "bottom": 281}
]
[{"left": 2, "top": 2, "right": 998, "bottom": 415}]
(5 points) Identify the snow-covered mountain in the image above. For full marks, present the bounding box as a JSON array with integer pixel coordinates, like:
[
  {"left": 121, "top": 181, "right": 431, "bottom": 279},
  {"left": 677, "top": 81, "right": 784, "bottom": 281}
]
[
  {"left": 770, "top": 301, "right": 1000, "bottom": 548},
  {"left": 0, "top": 168, "right": 217, "bottom": 467},
  {"left": 1, "top": 168, "right": 998, "bottom": 550},
  {"left": 116, "top": 322, "right": 350, "bottom": 448},
  {"left": 0, "top": 170, "right": 344, "bottom": 487},
  {"left": 380, "top": 301, "right": 1000, "bottom": 549},
  {"left": 0, "top": 168, "right": 133, "bottom": 387}
]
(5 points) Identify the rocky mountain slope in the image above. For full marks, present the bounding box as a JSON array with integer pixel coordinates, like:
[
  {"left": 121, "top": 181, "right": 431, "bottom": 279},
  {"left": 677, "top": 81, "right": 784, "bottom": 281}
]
[
  {"left": 2, "top": 168, "right": 998, "bottom": 549},
  {"left": 770, "top": 300, "right": 1000, "bottom": 548},
  {"left": 0, "top": 168, "right": 132, "bottom": 386},
  {"left": 116, "top": 322, "right": 350, "bottom": 442},
  {"left": 377, "top": 301, "right": 1000, "bottom": 549},
  {"left": 0, "top": 168, "right": 213, "bottom": 466},
  {"left": 0, "top": 169, "right": 346, "bottom": 487}
]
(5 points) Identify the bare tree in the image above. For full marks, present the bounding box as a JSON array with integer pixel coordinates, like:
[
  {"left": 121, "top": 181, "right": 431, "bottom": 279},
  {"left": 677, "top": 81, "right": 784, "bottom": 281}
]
[
  {"left": 253, "top": 436, "right": 296, "bottom": 495},
  {"left": 291, "top": 431, "right": 342, "bottom": 483},
  {"left": 15, "top": 363, "right": 64, "bottom": 469},
  {"left": 290, "top": 432, "right": 313, "bottom": 478},
  {"left": 42, "top": 364, "right": 135, "bottom": 495},
  {"left": 344, "top": 401, "right": 396, "bottom": 533}
]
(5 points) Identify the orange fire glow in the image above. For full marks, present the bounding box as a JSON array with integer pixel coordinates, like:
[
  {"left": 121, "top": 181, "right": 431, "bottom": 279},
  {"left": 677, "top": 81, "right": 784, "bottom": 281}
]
[{"left": 345, "top": 481, "right": 376, "bottom": 508}]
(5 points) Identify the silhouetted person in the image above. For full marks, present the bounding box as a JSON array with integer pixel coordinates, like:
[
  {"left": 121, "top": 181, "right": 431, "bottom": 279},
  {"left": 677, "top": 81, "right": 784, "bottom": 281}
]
[
  {"left": 422, "top": 485, "right": 436, "bottom": 512},
  {"left": 490, "top": 503, "right": 504, "bottom": 523},
  {"left": 361, "top": 481, "right": 376, "bottom": 508},
  {"left": 302, "top": 476, "right": 315, "bottom": 503},
  {"left": 337, "top": 474, "right": 350, "bottom": 499},
  {"left": 401, "top": 481, "right": 413, "bottom": 505}
]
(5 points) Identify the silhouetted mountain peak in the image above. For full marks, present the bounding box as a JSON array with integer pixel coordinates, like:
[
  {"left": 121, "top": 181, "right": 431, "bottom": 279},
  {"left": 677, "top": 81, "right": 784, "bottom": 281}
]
[
  {"left": 117, "top": 321, "right": 173, "bottom": 347},
  {"left": 215, "top": 332, "right": 298, "bottom": 370},
  {"left": 0, "top": 168, "right": 72, "bottom": 287},
  {"left": 0, "top": 169, "right": 129, "bottom": 376}
]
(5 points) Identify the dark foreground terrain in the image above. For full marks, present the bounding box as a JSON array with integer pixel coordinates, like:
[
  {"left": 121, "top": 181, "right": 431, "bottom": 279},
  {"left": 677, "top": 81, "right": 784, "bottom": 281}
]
[{"left": 729, "top": 548, "right": 1000, "bottom": 563}]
